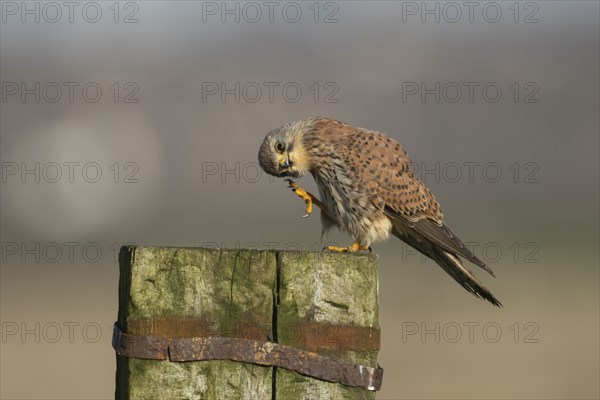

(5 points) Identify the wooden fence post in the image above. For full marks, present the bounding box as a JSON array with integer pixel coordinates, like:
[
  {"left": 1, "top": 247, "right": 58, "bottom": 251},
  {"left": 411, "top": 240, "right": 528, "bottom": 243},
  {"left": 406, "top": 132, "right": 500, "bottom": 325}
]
[
  {"left": 115, "top": 246, "right": 380, "bottom": 400},
  {"left": 276, "top": 251, "right": 380, "bottom": 400}
]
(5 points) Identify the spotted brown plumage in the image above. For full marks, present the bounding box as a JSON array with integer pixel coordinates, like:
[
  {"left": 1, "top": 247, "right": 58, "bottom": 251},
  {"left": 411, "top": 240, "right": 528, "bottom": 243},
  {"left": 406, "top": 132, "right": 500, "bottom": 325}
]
[{"left": 258, "top": 117, "right": 501, "bottom": 306}]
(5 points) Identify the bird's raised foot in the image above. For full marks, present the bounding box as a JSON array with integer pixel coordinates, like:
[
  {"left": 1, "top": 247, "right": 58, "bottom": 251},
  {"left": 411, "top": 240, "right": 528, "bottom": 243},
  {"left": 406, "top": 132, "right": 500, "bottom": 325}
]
[{"left": 285, "top": 179, "right": 313, "bottom": 217}]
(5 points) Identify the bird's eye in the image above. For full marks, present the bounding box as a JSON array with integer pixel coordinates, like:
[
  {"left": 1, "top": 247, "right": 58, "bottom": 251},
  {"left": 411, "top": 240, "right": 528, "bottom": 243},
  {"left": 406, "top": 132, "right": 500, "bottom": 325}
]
[{"left": 275, "top": 142, "right": 285, "bottom": 153}]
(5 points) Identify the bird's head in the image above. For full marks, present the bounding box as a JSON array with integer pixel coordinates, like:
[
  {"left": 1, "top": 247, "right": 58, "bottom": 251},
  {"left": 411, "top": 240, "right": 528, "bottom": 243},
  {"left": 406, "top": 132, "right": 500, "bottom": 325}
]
[{"left": 258, "top": 119, "right": 315, "bottom": 178}]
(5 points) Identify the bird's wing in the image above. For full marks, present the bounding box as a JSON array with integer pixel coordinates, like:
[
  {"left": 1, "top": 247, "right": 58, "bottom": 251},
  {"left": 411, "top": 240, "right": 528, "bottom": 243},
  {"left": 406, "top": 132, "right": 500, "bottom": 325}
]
[
  {"left": 384, "top": 207, "right": 495, "bottom": 277},
  {"left": 324, "top": 122, "right": 500, "bottom": 306},
  {"left": 378, "top": 167, "right": 495, "bottom": 276},
  {"left": 335, "top": 126, "right": 495, "bottom": 276},
  {"left": 330, "top": 124, "right": 439, "bottom": 216}
]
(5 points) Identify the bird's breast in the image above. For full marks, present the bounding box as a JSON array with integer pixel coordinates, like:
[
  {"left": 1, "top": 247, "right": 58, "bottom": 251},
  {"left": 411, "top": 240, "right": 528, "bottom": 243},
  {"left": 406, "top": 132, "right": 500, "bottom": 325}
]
[{"left": 312, "top": 170, "right": 391, "bottom": 244}]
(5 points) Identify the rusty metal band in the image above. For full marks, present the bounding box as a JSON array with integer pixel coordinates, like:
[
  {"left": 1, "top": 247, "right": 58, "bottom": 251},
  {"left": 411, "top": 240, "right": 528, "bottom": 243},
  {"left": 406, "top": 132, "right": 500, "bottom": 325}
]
[
  {"left": 112, "top": 323, "right": 383, "bottom": 391},
  {"left": 124, "top": 317, "right": 380, "bottom": 353}
]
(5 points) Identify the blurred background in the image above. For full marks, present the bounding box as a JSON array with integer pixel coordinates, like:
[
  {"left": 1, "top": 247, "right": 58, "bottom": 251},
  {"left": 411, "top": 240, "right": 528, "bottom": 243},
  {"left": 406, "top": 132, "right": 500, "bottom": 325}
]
[{"left": 1, "top": 1, "right": 598, "bottom": 399}]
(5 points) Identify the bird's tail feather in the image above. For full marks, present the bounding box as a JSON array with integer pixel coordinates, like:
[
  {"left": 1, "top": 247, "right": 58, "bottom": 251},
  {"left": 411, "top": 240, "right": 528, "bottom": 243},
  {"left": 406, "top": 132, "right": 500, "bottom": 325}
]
[
  {"left": 431, "top": 249, "right": 503, "bottom": 307},
  {"left": 391, "top": 226, "right": 502, "bottom": 307}
]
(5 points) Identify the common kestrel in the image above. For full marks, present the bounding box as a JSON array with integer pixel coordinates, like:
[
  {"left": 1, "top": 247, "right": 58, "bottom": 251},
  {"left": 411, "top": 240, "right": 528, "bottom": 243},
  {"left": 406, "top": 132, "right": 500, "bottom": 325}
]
[{"left": 258, "top": 117, "right": 501, "bottom": 306}]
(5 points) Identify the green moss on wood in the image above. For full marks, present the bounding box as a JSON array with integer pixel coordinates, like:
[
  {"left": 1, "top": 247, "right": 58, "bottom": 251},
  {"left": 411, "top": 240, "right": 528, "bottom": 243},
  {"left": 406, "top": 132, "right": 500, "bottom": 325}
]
[
  {"left": 116, "top": 247, "right": 380, "bottom": 400},
  {"left": 276, "top": 252, "right": 379, "bottom": 400},
  {"left": 117, "top": 247, "right": 276, "bottom": 400}
]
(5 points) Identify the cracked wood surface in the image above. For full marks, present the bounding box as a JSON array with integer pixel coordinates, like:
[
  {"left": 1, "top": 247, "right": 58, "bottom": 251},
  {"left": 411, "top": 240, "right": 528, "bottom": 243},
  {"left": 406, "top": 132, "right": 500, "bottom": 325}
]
[{"left": 116, "top": 246, "right": 379, "bottom": 400}]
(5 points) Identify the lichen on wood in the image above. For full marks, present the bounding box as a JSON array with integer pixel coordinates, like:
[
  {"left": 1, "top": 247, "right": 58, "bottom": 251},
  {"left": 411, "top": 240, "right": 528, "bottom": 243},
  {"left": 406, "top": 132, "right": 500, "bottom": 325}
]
[{"left": 116, "top": 246, "right": 380, "bottom": 400}]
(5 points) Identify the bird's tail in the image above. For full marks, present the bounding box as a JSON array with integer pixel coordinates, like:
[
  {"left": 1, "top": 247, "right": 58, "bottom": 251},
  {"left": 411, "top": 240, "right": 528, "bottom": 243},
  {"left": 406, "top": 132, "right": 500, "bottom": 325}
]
[
  {"left": 392, "top": 226, "right": 502, "bottom": 307},
  {"left": 430, "top": 249, "right": 502, "bottom": 307}
]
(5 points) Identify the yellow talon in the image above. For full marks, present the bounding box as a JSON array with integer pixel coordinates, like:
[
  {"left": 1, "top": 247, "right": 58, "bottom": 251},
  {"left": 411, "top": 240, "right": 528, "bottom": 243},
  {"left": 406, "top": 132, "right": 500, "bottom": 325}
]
[
  {"left": 304, "top": 200, "right": 313, "bottom": 217},
  {"left": 286, "top": 180, "right": 313, "bottom": 217},
  {"left": 326, "top": 240, "right": 370, "bottom": 253},
  {"left": 327, "top": 245, "right": 350, "bottom": 252}
]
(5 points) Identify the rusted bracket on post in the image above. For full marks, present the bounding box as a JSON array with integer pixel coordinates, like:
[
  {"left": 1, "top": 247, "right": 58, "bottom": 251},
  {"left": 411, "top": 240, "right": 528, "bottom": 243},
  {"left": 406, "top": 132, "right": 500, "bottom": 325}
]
[{"left": 112, "top": 322, "right": 383, "bottom": 391}]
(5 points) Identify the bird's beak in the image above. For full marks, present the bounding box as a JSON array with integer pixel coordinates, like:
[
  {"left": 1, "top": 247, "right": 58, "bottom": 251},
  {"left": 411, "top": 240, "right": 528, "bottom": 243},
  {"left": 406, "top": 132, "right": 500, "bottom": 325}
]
[{"left": 281, "top": 153, "right": 291, "bottom": 168}]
